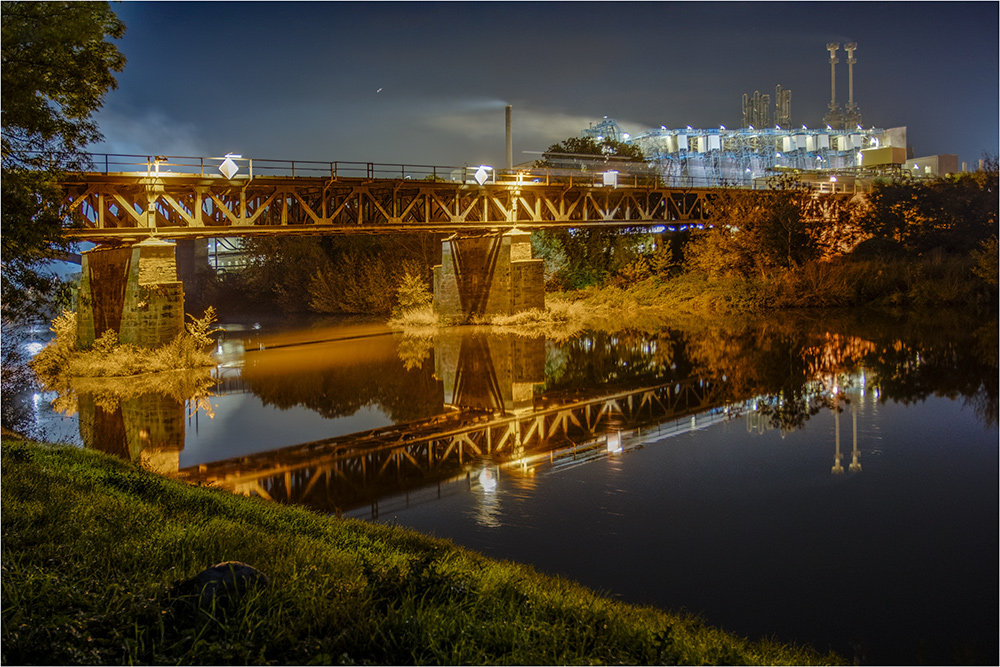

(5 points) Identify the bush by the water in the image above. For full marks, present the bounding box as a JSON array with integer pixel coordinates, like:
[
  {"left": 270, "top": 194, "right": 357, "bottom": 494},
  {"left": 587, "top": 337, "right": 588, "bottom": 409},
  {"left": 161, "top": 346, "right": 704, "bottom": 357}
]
[{"left": 30, "top": 307, "right": 220, "bottom": 381}]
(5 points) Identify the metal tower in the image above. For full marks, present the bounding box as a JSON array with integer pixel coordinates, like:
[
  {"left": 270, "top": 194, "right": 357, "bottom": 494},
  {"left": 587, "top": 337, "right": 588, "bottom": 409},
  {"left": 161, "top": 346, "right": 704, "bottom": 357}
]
[
  {"left": 822, "top": 42, "right": 843, "bottom": 129},
  {"left": 742, "top": 90, "right": 770, "bottom": 128},
  {"left": 775, "top": 85, "right": 791, "bottom": 128},
  {"left": 841, "top": 43, "right": 862, "bottom": 129}
]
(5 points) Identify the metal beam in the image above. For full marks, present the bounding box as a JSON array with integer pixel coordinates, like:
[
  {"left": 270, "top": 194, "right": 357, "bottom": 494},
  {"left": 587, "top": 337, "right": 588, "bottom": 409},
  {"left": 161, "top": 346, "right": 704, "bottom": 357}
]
[{"left": 60, "top": 172, "right": 725, "bottom": 241}]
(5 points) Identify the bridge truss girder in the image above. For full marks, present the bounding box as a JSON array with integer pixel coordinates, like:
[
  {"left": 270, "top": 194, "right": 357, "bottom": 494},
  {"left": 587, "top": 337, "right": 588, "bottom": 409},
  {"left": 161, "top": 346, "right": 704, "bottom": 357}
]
[{"left": 60, "top": 173, "right": 721, "bottom": 241}]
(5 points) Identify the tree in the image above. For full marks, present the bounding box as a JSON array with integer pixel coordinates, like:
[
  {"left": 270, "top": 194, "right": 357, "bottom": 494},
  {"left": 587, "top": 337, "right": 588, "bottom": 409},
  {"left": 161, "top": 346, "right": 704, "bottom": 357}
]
[
  {"left": 856, "top": 158, "right": 998, "bottom": 255},
  {"left": 232, "top": 234, "right": 440, "bottom": 315},
  {"left": 684, "top": 187, "right": 818, "bottom": 279},
  {"left": 1, "top": 1, "right": 126, "bottom": 320},
  {"left": 532, "top": 136, "right": 653, "bottom": 289},
  {"left": 535, "top": 136, "right": 645, "bottom": 170}
]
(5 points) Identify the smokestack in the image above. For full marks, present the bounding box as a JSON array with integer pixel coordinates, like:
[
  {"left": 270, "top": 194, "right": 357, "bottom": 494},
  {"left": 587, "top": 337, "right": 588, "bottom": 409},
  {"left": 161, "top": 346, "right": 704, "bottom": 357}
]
[
  {"left": 827, "top": 42, "right": 839, "bottom": 111},
  {"left": 823, "top": 42, "right": 842, "bottom": 129},
  {"left": 505, "top": 105, "right": 512, "bottom": 170},
  {"left": 845, "top": 43, "right": 857, "bottom": 111}
]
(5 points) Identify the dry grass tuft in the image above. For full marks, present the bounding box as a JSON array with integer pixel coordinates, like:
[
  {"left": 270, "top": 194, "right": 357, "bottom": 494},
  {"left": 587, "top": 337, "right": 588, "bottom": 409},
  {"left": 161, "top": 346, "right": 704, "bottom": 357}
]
[{"left": 31, "top": 308, "right": 220, "bottom": 389}]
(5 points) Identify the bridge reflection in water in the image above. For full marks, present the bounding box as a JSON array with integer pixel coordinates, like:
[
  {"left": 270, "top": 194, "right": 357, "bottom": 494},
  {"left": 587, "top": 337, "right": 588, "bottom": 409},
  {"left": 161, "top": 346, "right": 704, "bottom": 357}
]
[{"left": 71, "top": 326, "right": 875, "bottom": 517}]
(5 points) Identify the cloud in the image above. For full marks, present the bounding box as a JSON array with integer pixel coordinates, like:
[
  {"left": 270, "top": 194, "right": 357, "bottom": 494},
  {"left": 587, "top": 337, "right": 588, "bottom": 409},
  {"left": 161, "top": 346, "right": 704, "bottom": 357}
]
[
  {"left": 90, "top": 109, "right": 205, "bottom": 157},
  {"left": 421, "top": 98, "right": 651, "bottom": 151}
]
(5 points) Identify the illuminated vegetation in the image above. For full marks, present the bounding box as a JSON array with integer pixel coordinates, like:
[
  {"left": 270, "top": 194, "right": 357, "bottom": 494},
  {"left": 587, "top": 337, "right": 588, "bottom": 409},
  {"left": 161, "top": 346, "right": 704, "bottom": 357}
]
[
  {"left": 1, "top": 437, "right": 842, "bottom": 666},
  {"left": 30, "top": 308, "right": 220, "bottom": 385}
]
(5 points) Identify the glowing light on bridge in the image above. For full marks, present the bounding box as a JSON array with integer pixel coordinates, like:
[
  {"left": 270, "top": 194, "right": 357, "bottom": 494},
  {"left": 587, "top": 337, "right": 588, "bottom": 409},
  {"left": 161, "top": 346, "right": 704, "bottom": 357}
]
[
  {"left": 474, "top": 165, "right": 492, "bottom": 185},
  {"left": 219, "top": 153, "right": 242, "bottom": 179}
]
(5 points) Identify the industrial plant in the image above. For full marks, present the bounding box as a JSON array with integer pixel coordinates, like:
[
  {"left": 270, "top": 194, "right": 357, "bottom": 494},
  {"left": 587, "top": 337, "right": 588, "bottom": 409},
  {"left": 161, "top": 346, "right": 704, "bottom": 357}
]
[{"left": 578, "top": 43, "right": 958, "bottom": 189}]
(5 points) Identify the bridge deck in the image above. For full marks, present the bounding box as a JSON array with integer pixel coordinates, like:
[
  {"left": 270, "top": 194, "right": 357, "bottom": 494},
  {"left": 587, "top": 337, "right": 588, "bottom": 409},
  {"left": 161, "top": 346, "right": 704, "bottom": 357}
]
[
  {"left": 62, "top": 172, "right": 718, "bottom": 241},
  {"left": 58, "top": 153, "right": 852, "bottom": 242}
]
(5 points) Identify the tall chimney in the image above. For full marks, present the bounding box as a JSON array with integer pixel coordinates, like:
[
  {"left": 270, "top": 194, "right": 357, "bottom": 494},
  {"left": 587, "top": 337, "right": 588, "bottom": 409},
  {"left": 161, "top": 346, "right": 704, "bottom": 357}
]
[
  {"left": 827, "top": 42, "right": 839, "bottom": 111},
  {"left": 823, "top": 42, "right": 842, "bottom": 129},
  {"left": 845, "top": 43, "right": 857, "bottom": 112},
  {"left": 505, "top": 105, "right": 512, "bottom": 170}
]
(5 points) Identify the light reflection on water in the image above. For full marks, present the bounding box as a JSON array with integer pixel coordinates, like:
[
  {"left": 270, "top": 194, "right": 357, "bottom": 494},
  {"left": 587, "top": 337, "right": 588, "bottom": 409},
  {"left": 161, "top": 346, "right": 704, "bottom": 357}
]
[{"left": 30, "top": 311, "right": 999, "bottom": 664}]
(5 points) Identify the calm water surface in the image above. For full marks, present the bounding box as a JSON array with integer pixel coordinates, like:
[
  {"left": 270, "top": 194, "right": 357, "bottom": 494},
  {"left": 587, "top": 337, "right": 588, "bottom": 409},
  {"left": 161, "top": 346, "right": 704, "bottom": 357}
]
[{"left": 35, "top": 310, "right": 998, "bottom": 665}]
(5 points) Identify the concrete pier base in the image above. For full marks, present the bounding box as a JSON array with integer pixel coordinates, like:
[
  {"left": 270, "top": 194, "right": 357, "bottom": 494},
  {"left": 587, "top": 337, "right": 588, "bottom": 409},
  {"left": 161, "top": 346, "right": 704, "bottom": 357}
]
[
  {"left": 77, "top": 238, "right": 185, "bottom": 348},
  {"left": 432, "top": 230, "right": 544, "bottom": 320}
]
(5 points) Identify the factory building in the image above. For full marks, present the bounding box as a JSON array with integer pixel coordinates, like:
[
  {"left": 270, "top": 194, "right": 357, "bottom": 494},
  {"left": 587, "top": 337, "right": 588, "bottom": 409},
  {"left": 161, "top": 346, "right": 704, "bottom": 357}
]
[
  {"left": 626, "top": 125, "right": 907, "bottom": 188},
  {"left": 579, "top": 42, "right": 961, "bottom": 189}
]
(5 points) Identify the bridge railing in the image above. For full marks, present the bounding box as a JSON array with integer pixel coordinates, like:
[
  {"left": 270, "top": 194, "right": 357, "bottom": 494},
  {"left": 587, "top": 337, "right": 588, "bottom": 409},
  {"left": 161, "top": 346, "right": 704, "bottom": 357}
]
[
  {"left": 66, "top": 152, "right": 859, "bottom": 193},
  {"left": 68, "top": 152, "right": 686, "bottom": 187}
]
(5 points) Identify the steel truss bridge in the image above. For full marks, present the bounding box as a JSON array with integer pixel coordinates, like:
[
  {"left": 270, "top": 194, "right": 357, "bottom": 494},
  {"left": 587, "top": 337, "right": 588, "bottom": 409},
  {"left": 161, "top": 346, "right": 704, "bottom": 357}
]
[
  {"left": 60, "top": 154, "right": 849, "bottom": 242},
  {"left": 176, "top": 375, "right": 728, "bottom": 513}
]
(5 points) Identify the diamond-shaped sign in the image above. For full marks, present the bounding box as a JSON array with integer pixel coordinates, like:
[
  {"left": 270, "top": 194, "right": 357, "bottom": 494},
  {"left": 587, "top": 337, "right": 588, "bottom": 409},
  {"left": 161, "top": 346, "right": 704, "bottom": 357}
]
[
  {"left": 219, "top": 157, "right": 239, "bottom": 179},
  {"left": 474, "top": 166, "right": 489, "bottom": 186}
]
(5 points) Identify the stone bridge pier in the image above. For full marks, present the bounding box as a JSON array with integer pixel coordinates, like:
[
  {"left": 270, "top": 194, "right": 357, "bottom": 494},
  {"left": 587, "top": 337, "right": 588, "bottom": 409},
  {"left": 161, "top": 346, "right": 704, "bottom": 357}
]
[
  {"left": 76, "top": 238, "right": 185, "bottom": 348},
  {"left": 432, "top": 230, "right": 544, "bottom": 321}
]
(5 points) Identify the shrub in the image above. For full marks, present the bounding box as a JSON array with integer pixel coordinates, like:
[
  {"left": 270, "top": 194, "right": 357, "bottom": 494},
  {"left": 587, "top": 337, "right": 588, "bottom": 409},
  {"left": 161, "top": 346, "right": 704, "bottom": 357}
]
[
  {"left": 971, "top": 236, "right": 998, "bottom": 288},
  {"left": 27, "top": 310, "right": 77, "bottom": 379},
  {"left": 31, "top": 308, "right": 219, "bottom": 384},
  {"left": 392, "top": 272, "right": 433, "bottom": 318}
]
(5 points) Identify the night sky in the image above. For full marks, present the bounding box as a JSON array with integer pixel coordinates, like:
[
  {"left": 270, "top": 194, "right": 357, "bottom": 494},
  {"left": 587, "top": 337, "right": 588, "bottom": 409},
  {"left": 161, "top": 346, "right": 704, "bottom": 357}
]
[{"left": 92, "top": 1, "right": 998, "bottom": 169}]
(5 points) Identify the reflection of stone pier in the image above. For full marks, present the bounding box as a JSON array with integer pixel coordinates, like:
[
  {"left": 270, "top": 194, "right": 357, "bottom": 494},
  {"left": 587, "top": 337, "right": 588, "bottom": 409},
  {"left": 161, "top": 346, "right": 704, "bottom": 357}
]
[
  {"left": 78, "top": 391, "right": 186, "bottom": 475},
  {"left": 435, "top": 332, "right": 545, "bottom": 414}
]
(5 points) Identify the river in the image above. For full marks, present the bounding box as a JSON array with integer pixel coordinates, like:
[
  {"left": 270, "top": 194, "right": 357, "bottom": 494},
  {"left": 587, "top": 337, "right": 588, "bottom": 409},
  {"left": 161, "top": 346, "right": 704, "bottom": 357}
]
[{"left": 25, "top": 308, "right": 999, "bottom": 665}]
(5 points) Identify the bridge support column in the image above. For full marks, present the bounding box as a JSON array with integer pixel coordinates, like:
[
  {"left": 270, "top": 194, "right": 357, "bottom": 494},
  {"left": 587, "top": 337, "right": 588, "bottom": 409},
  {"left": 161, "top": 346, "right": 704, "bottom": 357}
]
[
  {"left": 432, "top": 229, "right": 544, "bottom": 321},
  {"left": 77, "top": 238, "right": 185, "bottom": 348}
]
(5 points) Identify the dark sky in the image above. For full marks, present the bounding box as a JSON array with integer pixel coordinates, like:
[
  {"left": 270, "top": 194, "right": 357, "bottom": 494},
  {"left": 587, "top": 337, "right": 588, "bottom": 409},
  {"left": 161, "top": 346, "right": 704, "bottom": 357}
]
[{"left": 93, "top": 1, "right": 999, "bottom": 169}]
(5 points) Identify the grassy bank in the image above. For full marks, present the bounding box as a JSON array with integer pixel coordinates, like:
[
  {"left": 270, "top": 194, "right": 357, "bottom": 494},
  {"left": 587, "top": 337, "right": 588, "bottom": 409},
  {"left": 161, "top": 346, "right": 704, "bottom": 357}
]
[
  {"left": 1, "top": 437, "right": 841, "bottom": 665},
  {"left": 389, "top": 254, "right": 996, "bottom": 336}
]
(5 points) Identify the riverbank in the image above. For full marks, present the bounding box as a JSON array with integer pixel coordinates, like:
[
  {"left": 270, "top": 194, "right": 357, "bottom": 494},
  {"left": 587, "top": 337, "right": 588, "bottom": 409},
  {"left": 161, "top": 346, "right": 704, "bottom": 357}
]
[
  {"left": 389, "top": 253, "right": 997, "bottom": 335},
  {"left": 1, "top": 436, "right": 841, "bottom": 665}
]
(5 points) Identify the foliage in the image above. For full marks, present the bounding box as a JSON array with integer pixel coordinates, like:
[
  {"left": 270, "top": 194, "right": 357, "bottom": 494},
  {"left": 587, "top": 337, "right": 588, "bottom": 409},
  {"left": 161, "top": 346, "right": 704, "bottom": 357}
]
[
  {"left": 394, "top": 272, "right": 433, "bottom": 312},
  {"left": 855, "top": 160, "right": 998, "bottom": 254},
  {"left": 1, "top": 1, "right": 126, "bottom": 321},
  {"left": 237, "top": 237, "right": 330, "bottom": 313},
  {"left": 30, "top": 308, "right": 219, "bottom": 385},
  {"left": 533, "top": 227, "right": 658, "bottom": 290},
  {"left": 235, "top": 235, "right": 439, "bottom": 316},
  {"left": 1, "top": 438, "right": 840, "bottom": 666},
  {"left": 970, "top": 235, "right": 998, "bottom": 288},
  {"left": 534, "top": 135, "right": 645, "bottom": 168},
  {"left": 685, "top": 188, "right": 819, "bottom": 279},
  {"left": 310, "top": 253, "right": 426, "bottom": 315}
]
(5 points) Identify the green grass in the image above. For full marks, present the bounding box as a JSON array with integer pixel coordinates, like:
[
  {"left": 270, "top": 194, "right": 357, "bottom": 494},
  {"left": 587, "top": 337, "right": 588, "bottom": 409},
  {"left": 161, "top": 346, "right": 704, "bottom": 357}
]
[{"left": 1, "top": 436, "right": 842, "bottom": 665}]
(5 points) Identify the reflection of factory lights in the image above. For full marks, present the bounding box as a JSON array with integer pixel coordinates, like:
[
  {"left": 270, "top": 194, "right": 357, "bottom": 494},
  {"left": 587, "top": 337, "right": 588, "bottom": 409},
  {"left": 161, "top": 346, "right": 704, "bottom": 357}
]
[
  {"left": 478, "top": 467, "right": 497, "bottom": 493},
  {"left": 607, "top": 431, "right": 622, "bottom": 454}
]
